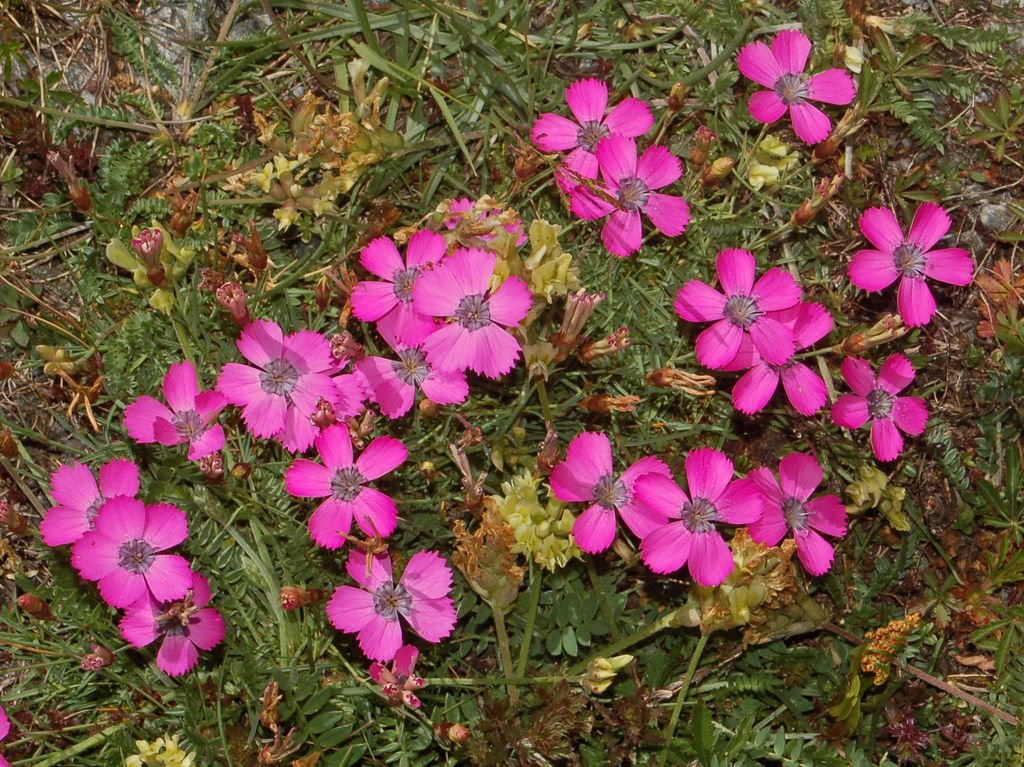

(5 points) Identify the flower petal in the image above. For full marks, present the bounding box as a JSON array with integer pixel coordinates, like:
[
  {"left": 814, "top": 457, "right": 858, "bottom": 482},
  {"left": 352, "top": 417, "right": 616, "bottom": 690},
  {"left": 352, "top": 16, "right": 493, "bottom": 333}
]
[
  {"left": 688, "top": 532, "right": 734, "bottom": 586},
  {"left": 877, "top": 353, "right": 915, "bottom": 394},
  {"left": 832, "top": 394, "right": 870, "bottom": 429},
  {"left": 781, "top": 363, "right": 828, "bottom": 416},
  {"left": 488, "top": 275, "right": 533, "bottom": 327},
  {"left": 636, "top": 144, "right": 681, "bottom": 189},
  {"left": 871, "top": 418, "right": 904, "bottom": 461},
  {"left": 236, "top": 319, "right": 283, "bottom": 367},
  {"left": 531, "top": 112, "right": 581, "bottom": 152},
  {"left": 859, "top": 207, "right": 904, "bottom": 253},
  {"left": 353, "top": 487, "right": 398, "bottom": 538},
  {"left": 572, "top": 504, "right": 617, "bottom": 553},
  {"left": 643, "top": 193, "right": 690, "bottom": 237},
  {"left": 603, "top": 96, "right": 653, "bottom": 136},
  {"left": 308, "top": 499, "right": 354, "bottom": 549},
  {"left": 848, "top": 249, "right": 899, "bottom": 292},
  {"left": 789, "top": 101, "right": 832, "bottom": 144},
  {"left": 752, "top": 267, "right": 801, "bottom": 311},
  {"left": 565, "top": 78, "right": 608, "bottom": 124},
  {"left": 924, "top": 248, "right": 973, "bottom": 286},
  {"left": 595, "top": 135, "right": 638, "bottom": 184},
  {"left": 124, "top": 396, "right": 174, "bottom": 443},
  {"left": 400, "top": 551, "right": 453, "bottom": 600},
  {"left": 778, "top": 453, "right": 822, "bottom": 501},
  {"left": 893, "top": 396, "right": 928, "bottom": 436},
  {"left": 674, "top": 281, "right": 726, "bottom": 322},
  {"left": 897, "top": 276, "right": 936, "bottom": 327},
  {"left": 640, "top": 522, "right": 693, "bottom": 574},
  {"left": 737, "top": 41, "right": 783, "bottom": 88},
  {"left": 285, "top": 459, "right": 333, "bottom": 498},
  {"left": 749, "top": 316, "right": 796, "bottom": 365},
  {"left": 99, "top": 458, "right": 140, "bottom": 499},
  {"left": 685, "top": 447, "right": 733, "bottom": 503},
  {"left": 794, "top": 528, "right": 836, "bottom": 575},
  {"left": 551, "top": 431, "right": 613, "bottom": 502},
  {"left": 907, "top": 202, "right": 951, "bottom": 251},
  {"left": 715, "top": 478, "right": 764, "bottom": 524},
  {"left": 841, "top": 357, "right": 876, "bottom": 396},
  {"left": 732, "top": 364, "right": 779, "bottom": 415},
  {"left": 717, "top": 248, "right": 756, "bottom": 296},
  {"left": 695, "top": 319, "right": 743, "bottom": 369},
  {"left": 156, "top": 634, "right": 200, "bottom": 676},
  {"left": 749, "top": 91, "right": 788, "bottom": 123},
  {"left": 356, "top": 436, "right": 407, "bottom": 480},
  {"left": 360, "top": 237, "right": 404, "bottom": 279},
  {"left": 602, "top": 210, "right": 643, "bottom": 257},
  {"left": 163, "top": 361, "right": 199, "bottom": 412},
  {"left": 772, "top": 30, "right": 812, "bottom": 75},
  {"left": 143, "top": 503, "right": 188, "bottom": 550},
  {"left": 806, "top": 69, "right": 856, "bottom": 105},
  {"left": 806, "top": 495, "right": 848, "bottom": 537}
]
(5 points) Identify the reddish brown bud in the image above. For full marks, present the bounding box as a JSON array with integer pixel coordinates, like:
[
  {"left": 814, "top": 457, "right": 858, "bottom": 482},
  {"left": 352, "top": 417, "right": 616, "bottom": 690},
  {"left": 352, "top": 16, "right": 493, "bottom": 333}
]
[
  {"left": 230, "top": 462, "right": 251, "bottom": 481},
  {"left": 418, "top": 398, "right": 439, "bottom": 419},
  {"left": 701, "top": 157, "right": 734, "bottom": 187},
  {"left": 18, "top": 593, "right": 55, "bottom": 620},
  {"left": 578, "top": 326, "right": 630, "bottom": 363},
  {"left": 314, "top": 277, "right": 333, "bottom": 312},
  {"left": 234, "top": 221, "right": 268, "bottom": 271},
  {"left": 646, "top": 367, "right": 716, "bottom": 397},
  {"left": 536, "top": 422, "right": 560, "bottom": 477},
  {"left": 0, "top": 361, "right": 14, "bottom": 381},
  {"left": 329, "top": 332, "right": 364, "bottom": 362},
  {"left": 434, "top": 722, "right": 471, "bottom": 743},
  {"left": 667, "top": 83, "right": 688, "bottom": 113},
  {"left": 690, "top": 125, "right": 718, "bottom": 166},
  {"left": 81, "top": 644, "right": 114, "bottom": 670},
  {"left": 514, "top": 152, "right": 544, "bottom": 181},
  {"left": 216, "top": 282, "right": 251, "bottom": 326},
  {"left": 0, "top": 429, "right": 16, "bottom": 458},
  {"left": 200, "top": 453, "right": 224, "bottom": 483},
  {"left": 0, "top": 499, "right": 27, "bottom": 536},
  {"left": 131, "top": 228, "right": 164, "bottom": 269},
  {"left": 279, "top": 586, "right": 325, "bottom": 610}
]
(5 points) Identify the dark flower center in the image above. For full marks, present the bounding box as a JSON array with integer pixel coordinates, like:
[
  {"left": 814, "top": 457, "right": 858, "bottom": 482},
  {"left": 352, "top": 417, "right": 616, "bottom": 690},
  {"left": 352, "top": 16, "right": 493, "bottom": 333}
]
[
  {"left": 866, "top": 388, "right": 895, "bottom": 419},
  {"left": 393, "top": 348, "right": 430, "bottom": 386},
  {"left": 766, "top": 360, "right": 795, "bottom": 374},
  {"left": 392, "top": 267, "right": 418, "bottom": 305},
  {"left": 680, "top": 496, "right": 719, "bottom": 534},
  {"left": 592, "top": 474, "right": 629, "bottom": 510},
  {"left": 331, "top": 466, "right": 366, "bottom": 502},
  {"left": 157, "top": 596, "right": 199, "bottom": 637},
  {"left": 172, "top": 409, "right": 204, "bottom": 441},
  {"left": 782, "top": 496, "right": 809, "bottom": 530},
  {"left": 617, "top": 176, "right": 650, "bottom": 212},
  {"left": 774, "top": 73, "right": 809, "bottom": 105},
  {"left": 577, "top": 120, "right": 609, "bottom": 153},
  {"left": 723, "top": 294, "right": 762, "bottom": 328},
  {"left": 118, "top": 538, "right": 157, "bottom": 574},
  {"left": 373, "top": 582, "right": 412, "bottom": 620},
  {"left": 259, "top": 358, "right": 299, "bottom": 397},
  {"left": 455, "top": 293, "right": 491, "bottom": 331},
  {"left": 893, "top": 242, "right": 925, "bottom": 278},
  {"left": 84, "top": 497, "right": 103, "bottom": 526}
]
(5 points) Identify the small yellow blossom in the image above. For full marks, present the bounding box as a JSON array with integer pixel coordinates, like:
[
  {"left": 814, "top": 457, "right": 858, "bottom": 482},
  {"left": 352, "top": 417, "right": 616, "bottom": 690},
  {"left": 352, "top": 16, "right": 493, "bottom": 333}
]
[
  {"left": 844, "top": 46, "right": 863, "bottom": 74},
  {"left": 491, "top": 471, "right": 580, "bottom": 571},
  {"left": 583, "top": 655, "right": 634, "bottom": 693},
  {"left": 274, "top": 203, "right": 300, "bottom": 231},
  {"left": 252, "top": 162, "right": 275, "bottom": 193},
  {"left": 125, "top": 734, "right": 196, "bottom": 767}
]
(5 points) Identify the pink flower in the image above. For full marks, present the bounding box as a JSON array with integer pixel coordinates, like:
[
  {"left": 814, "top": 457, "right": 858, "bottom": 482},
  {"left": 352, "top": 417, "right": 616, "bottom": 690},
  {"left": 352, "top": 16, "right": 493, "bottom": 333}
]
[
  {"left": 737, "top": 30, "right": 856, "bottom": 144},
  {"left": 637, "top": 448, "right": 763, "bottom": 586},
  {"left": 285, "top": 424, "right": 407, "bottom": 549},
  {"left": 327, "top": 549, "right": 456, "bottom": 662},
  {"left": 124, "top": 361, "right": 226, "bottom": 460},
  {"left": 71, "top": 497, "right": 192, "bottom": 608},
  {"left": 848, "top": 203, "right": 974, "bottom": 327},
  {"left": 40, "top": 458, "right": 139, "bottom": 546},
  {"left": 412, "top": 247, "right": 532, "bottom": 378},
  {"left": 369, "top": 644, "right": 426, "bottom": 708},
  {"left": 355, "top": 325, "right": 468, "bottom": 419},
  {"left": 549, "top": 431, "right": 671, "bottom": 553},
  {"left": 350, "top": 231, "right": 445, "bottom": 347},
  {"left": 675, "top": 248, "right": 802, "bottom": 369},
  {"left": 120, "top": 570, "right": 225, "bottom": 677},
  {"left": 0, "top": 703, "right": 9, "bottom": 767},
  {"left": 831, "top": 354, "right": 929, "bottom": 462},
  {"left": 720, "top": 301, "right": 833, "bottom": 415},
  {"left": 217, "top": 320, "right": 339, "bottom": 453},
  {"left": 531, "top": 78, "right": 653, "bottom": 191},
  {"left": 748, "top": 453, "right": 847, "bottom": 575},
  {"left": 570, "top": 136, "right": 690, "bottom": 257}
]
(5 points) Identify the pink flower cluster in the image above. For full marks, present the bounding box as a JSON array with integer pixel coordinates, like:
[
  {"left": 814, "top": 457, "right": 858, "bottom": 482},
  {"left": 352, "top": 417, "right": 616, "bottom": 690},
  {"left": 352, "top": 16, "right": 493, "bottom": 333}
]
[
  {"left": 39, "top": 459, "right": 224, "bottom": 676},
  {"left": 532, "top": 79, "right": 690, "bottom": 257},
  {"left": 551, "top": 432, "right": 847, "bottom": 584}
]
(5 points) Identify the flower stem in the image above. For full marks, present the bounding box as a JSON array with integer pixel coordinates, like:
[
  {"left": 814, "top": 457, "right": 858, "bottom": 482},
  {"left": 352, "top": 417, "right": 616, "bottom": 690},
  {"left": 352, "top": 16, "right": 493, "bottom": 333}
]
[
  {"left": 658, "top": 632, "right": 710, "bottom": 767},
  {"left": 568, "top": 607, "right": 680, "bottom": 676},
  {"left": 535, "top": 377, "right": 553, "bottom": 422},
  {"left": 492, "top": 608, "right": 518, "bottom": 704},
  {"left": 516, "top": 568, "right": 543, "bottom": 678}
]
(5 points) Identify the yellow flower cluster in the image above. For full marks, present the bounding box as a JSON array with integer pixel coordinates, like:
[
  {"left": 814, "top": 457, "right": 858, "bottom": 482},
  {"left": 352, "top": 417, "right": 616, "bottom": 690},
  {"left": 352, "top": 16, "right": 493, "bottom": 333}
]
[
  {"left": 491, "top": 471, "right": 581, "bottom": 571},
  {"left": 845, "top": 465, "right": 908, "bottom": 531},
  {"left": 748, "top": 135, "right": 799, "bottom": 191},
  {"left": 125, "top": 735, "right": 196, "bottom": 767}
]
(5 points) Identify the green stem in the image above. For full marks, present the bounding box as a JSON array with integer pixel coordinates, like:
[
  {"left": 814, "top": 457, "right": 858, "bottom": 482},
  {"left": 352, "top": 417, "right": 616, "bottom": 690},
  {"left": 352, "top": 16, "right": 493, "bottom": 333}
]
[
  {"left": 587, "top": 559, "right": 621, "bottom": 642},
  {"left": 535, "top": 378, "right": 553, "bottom": 422},
  {"left": 27, "top": 724, "right": 126, "bottom": 767},
  {"left": 568, "top": 607, "right": 680, "bottom": 676},
  {"left": 516, "top": 569, "right": 543, "bottom": 678},
  {"left": 492, "top": 608, "right": 517, "bottom": 704},
  {"left": 658, "top": 632, "right": 710, "bottom": 767}
]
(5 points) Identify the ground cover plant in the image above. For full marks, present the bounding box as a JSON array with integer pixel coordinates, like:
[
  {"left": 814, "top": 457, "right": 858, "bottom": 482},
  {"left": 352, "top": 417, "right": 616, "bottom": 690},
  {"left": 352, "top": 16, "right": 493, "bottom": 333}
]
[{"left": 2, "top": 0, "right": 1024, "bottom": 765}]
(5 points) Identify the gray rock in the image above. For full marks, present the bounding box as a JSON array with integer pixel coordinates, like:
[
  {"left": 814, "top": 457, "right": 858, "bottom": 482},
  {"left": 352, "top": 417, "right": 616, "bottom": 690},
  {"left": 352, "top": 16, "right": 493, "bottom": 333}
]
[{"left": 979, "top": 203, "right": 1017, "bottom": 232}]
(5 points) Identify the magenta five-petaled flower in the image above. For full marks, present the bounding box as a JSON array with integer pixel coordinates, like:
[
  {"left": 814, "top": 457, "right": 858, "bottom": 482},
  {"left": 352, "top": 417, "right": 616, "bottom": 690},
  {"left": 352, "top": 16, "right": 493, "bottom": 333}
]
[
  {"left": 675, "top": 248, "right": 802, "bottom": 369},
  {"left": 369, "top": 644, "right": 426, "bottom": 708},
  {"left": 120, "top": 570, "right": 225, "bottom": 677},
  {"left": 351, "top": 231, "right": 445, "bottom": 347},
  {"left": 637, "top": 448, "right": 763, "bottom": 586},
  {"left": 124, "top": 361, "right": 226, "bottom": 461},
  {"left": 549, "top": 431, "right": 671, "bottom": 553},
  {"left": 71, "top": 497, "right": 193, "bottom": 608},
  {"left": 832, "top": 354, "right": 929, "bottom": 462},
  {"left": 531, "top": 78, "right": 653, "bottom": 192},
  {"left": 0, "top": 703, "right": 9, "bottom": 767},
  {"left": 569, "top": 135, "right": 690, "bottom": 257},
  {"left": 748, "top": 453, "right": 848, "bottom": 575},
  {"left": 848, "top": 203, "right": 974, "bottom": 327},
  {"left": 412, "top": 247, "right": 532, "bottom": 379},
  {"left": 285, "top": 424, "right": 407, "bottom": 549},
  {"left": 737, "top": 30, "right": 856, "bottom": 145},
  {"left": 40, "top": 458, "right": 139, "bottom": 547},
  {"left": 327, "top": 549, "right": 457, "bottom": 662},
  {"left": 217, "top": 320, "right": 343, "bottom": 453},
  {"left": 720, "top": 301, "right": 834, "bottom": 416}
]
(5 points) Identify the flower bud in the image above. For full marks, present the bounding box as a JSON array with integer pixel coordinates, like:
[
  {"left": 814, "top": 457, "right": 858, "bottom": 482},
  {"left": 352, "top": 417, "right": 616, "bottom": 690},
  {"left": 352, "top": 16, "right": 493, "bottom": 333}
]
[
  {"left": 667, "top": 82, "right": 688, "bottom": 113},
  {"left": 0, "top": 499, "right": 27, "bottom": 536},
  {"left": 646, "top": 367, "right": 716, "bottom": 397},
  {"left": 81, "top": 644, "right": 114, "bottom": 670},
  {"left": 434, "top": 722, "right": 471, "bottom": 743},
  {"left": 580, "top": 394, "right": 642, "bottom": 414},
  {"left": 791, "top": 174, "right": 844, "bottom": 226},
  {"left": 329, "top": 332, "right": 364, "bottom": 362},
  {"left": 309, "top": 397, "right": 336, "bottom": 429},
  {"left": 279, "top": 586, "right": 325, "bottom": 610},
  {"left": 701, "top": 157, "right": 734, "bottom": 187},
  {"left": 230, "top": 462, "right": 251, "bottom": 481},
  {"left": 690, "top": 125, "right": 717, "bottom": 166},
  {"left": 578, "top": 326, "right": 629, "bottom": 363},
  {"left": 131, "top": 228, "right": 164, "bottom": 270},
  {"left": 199, "top": 454, "right": 224, "bottom": 483},
  {"left": 418, "top": 398, "right": 439, "bottom": 419},
  {"left": 833, "top": 313, "right": 907, "bottom": 355},
  {"left": 314, "top": 277, "right": 333, "bottom": 312},
  {"left": 0, "top": 361, "right": 13, "bottom": 381},
  {"left": 216, "top": 282, "right": 251, "bottom": 327},
  {"left": 0, "top": 428, "right": 16, "bottom": 458},
  {"left": 18, "top": 593, "right": 54, "bottom": 621},
  {"left": 536, "top": 422, "right": 560, "bottom": 477},
  {"left": 583, "top": 654, "right": 634, "bottom": 693}
]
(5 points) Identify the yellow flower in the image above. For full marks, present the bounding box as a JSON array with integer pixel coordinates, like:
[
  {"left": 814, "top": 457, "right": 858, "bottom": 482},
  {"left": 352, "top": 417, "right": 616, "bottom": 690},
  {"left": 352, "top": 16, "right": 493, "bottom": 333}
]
[
  {"left": 491, "top": 471, "right": 580, "bottom": 571},
  {"left": 844, "top": 45, "right": 863, "bottom": 74},
  {"left": 583, "top": 655, "right": 634, "bottom": 693},
  {"left": 274, "top": 203, "right": 300, "bottom": 231},
  {"left": 748, "top": 162, "right": 780, "bottom": 191},
  {"left": 251, "top": 162, "right": 274, "bottom": 193},
  {"left": 124, "top": 735, "right": 196, "bottom": 767}
]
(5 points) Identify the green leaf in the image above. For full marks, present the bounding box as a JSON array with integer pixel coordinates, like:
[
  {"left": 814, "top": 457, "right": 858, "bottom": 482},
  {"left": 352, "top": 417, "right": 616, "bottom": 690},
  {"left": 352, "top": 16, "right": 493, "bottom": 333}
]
[{"left": 691, "top": 698, "right": 715, "bottom": 766}]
